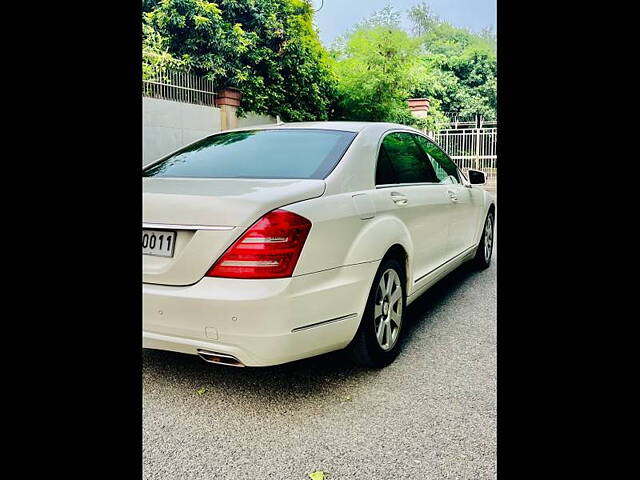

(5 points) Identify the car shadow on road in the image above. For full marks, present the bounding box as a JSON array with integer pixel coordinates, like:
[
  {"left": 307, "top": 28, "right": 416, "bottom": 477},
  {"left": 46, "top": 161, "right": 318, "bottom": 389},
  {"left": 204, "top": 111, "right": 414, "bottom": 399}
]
[
  {"left": 401, "top": 261, "right": 482, "bottom": 345},
  {"left": 143, "top": 260, "right": 490, "bottom": 405}
]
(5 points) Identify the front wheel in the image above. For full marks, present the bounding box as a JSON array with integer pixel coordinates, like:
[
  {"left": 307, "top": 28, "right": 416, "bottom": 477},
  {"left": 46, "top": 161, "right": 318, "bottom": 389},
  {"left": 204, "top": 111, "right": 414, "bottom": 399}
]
[
  {"left": 472, "top": 210, "right": 495, "bottom": 269},
  {"left": 346, "top": 258, "right": 406, "bottom": 368}
]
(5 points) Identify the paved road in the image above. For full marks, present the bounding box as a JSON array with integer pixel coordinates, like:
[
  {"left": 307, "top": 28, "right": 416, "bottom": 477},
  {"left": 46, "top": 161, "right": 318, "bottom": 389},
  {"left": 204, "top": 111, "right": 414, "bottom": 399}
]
[{"left": 143, "top": 246, "right": 496, "bottom": 480}]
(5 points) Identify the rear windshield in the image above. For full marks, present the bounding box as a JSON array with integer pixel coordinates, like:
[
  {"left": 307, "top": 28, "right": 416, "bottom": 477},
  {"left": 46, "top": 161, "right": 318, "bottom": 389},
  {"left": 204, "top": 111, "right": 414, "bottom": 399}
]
[{"left": 143, "top": 128, "right": 357, "bottom": 179}]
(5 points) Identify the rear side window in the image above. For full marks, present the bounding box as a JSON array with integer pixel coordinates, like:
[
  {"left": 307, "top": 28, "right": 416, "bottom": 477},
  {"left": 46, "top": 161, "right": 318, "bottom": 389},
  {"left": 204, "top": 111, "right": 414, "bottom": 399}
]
[
  {"left": 413, "top": 135, "right": 460, "bottom": 184},
  {"left": 375, "top": 146, "right": 397, "bottom": 185},
  {"left": 143, "top": 129, "right": 357, "bottom": 180},
  {"left": 380, "top": 132, "right": 438, "bottom": 184}
]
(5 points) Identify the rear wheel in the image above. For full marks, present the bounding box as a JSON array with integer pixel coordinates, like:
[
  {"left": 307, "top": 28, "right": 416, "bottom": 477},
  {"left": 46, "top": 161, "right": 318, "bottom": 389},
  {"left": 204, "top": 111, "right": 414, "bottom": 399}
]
[
  {"left": 472, "top": 211, "right": 494, "bottom": 269},
  {"left": 346, "top": 258, "right": 406, "bottom": 368}
]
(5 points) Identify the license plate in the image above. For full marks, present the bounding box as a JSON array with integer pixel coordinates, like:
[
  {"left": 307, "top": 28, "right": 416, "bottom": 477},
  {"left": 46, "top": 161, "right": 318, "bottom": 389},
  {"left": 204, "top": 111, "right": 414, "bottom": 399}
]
[{"left": 143, "top": 229, "right": 176, "bottom": 257}]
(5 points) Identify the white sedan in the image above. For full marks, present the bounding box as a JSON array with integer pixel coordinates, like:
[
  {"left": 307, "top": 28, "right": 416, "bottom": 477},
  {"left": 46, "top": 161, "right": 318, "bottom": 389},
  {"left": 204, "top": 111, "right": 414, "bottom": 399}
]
[{"left": 143, "top": 122, "right": 495, "bottom": 368}]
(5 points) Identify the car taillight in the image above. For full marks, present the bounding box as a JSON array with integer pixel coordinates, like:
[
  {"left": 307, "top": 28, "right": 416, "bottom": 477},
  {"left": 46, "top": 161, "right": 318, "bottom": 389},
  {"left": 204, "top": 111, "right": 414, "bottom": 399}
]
[{"left": 206, "top": 209, "right": 312, "bottom": 279}]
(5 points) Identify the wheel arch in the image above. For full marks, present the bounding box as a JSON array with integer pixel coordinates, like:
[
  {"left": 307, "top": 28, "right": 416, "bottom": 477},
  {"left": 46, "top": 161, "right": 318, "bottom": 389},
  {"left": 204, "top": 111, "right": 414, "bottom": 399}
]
[
  {"left": 342, "top": 215, "right": 414, "bottom": 286},
  {"left": 382, "top": 244, "right": 410, "bottom": 291},
  {"left": 472, "top": 192, "right": 496, "bottom": 246}
]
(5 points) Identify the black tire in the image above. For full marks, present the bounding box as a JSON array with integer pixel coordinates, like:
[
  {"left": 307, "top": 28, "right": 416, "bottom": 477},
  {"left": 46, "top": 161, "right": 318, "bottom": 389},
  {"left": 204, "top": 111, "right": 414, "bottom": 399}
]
[
  {"left": 346, "top": 257, "right": 406, "bottom": 368},
  {"left": 472, "top": 210, "right": 495, "bottom": 270}
]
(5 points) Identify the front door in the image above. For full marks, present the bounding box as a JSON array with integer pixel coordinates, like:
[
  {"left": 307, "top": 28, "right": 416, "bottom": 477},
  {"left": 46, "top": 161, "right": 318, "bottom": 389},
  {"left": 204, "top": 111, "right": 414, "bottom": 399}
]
[{"left": 414, "top": 135, "right": 479, "bottom": 257}]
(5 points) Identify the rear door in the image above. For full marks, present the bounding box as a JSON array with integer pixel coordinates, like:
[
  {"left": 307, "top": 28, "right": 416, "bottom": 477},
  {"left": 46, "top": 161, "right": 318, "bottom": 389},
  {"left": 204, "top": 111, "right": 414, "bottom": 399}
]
[
  {"left": 414, "top": 135, "right": 481, "bottom": 256},
  {"left": 371, "top": 131, "right": 453, "bottom": 284}
]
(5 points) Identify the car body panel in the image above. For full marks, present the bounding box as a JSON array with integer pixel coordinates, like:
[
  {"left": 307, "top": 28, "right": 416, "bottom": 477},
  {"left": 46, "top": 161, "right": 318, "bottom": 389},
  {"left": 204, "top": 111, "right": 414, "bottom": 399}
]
[
  {"left": 445, "top": 183, "right": 485, "bottom": 256},
  {"left": 143, "top": 261, "right": 379, "bottom": 366},
  {"left": 143, "top": 177, "right": 325, "bottom": 285},
  {"left": 285, "top": 193, "right": 414, "bottom": 281},
  {"left": 371, "top": 184, "right": 452, "bottom": 285},
  {"left": 143, "top": 177, "right": 326, "bottom": 227}
]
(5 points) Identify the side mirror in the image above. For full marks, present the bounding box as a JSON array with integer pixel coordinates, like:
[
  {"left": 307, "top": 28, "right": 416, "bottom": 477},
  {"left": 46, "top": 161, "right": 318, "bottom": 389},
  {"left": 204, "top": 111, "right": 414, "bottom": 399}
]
[{"left": 468, "top": 169, "right": 486, "bottom": 185}]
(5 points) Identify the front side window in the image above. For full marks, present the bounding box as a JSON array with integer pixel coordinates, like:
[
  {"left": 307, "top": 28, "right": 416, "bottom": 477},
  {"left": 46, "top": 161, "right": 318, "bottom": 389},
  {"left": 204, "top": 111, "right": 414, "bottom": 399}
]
[
  {"left": 380, "top": 132, "right": 438, "bottom": 184},
  {"left": 413, "top": 135, "right": 460, "bottom": 184},
  {"left": 143, "top": 129, "right": 357, "bottom": 180}
]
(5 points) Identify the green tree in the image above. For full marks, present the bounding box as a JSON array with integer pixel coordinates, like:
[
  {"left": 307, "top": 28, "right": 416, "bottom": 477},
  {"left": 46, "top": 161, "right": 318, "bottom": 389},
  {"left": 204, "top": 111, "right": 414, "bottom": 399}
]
[
  {"left": 413, "top": 48, "right": 496, "bottom": 120},
  {"left": 407, "top": 7, "right": 497, "bottom": 122},
  {"left": 407, "top": 1, "right": 440, "bottom": 37},
  {"left": 142, "top": 20, "right": 184, "bottom": 80},
  {"left": 478, "top": 26, "right": 497, "bottom": 54},
  {"left": 143, "top": 0, "right": 336, "bottom": 121},
  {"left": 331, "top": 25, "right": 422, "bottom": 123},
  {"left": 358, "top": 5, "right": 402, "bottom": 29},
  {"left": 329, "top": 7, "right": 446, "bottom": 131}
]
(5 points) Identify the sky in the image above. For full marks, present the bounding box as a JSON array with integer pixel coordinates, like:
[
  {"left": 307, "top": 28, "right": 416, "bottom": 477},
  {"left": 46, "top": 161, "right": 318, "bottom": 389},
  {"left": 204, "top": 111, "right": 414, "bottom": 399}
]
[{"left": 311, "top": 0, "right": 497, "bottom": 46}]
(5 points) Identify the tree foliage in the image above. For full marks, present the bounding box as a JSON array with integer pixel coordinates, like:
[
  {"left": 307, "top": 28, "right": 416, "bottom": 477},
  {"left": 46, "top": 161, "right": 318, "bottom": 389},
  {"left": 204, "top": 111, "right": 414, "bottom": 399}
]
[
  {"left": 407, "top": 2, "right": 440, "bottom": 37},
  {"left": 331, "top": 25, "right": 424, "bottom": 124},
  {"left": 408, "top": 2, "right": 497, "bottom": 120},
  {"left": 143, "top": 0, "right": 336, "bottom": 121},
  {"left": 142, "top": 1, "right": 497, "bottom": 127},
  {"left": 142, "top": 20, "right": 184, "bottom": 79},
  {"left": 330, "top": 6, "right": 446, "bottom": 130},
  {"left": 412, "top": 49, "right": 497, "bottom": 120}
]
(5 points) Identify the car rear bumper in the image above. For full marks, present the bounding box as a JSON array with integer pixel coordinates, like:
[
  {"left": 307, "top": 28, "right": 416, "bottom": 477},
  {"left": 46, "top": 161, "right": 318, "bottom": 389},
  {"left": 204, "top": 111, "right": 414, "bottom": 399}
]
[{"left": 142, "top": 261, "right": 379, "bottom": 366}]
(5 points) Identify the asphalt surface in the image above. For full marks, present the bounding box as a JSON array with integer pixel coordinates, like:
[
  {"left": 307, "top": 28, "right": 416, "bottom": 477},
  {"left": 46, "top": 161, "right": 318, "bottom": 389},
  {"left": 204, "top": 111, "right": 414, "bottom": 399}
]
[{"left": 143, "top": 243, "right": 497, "bottom": 480}]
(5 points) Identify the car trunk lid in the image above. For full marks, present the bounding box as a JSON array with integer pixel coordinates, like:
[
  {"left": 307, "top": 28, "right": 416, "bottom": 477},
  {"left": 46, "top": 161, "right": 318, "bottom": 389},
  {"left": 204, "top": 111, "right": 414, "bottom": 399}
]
[{"left": 143, "top": 178, "right": 325, "bottom": 286}]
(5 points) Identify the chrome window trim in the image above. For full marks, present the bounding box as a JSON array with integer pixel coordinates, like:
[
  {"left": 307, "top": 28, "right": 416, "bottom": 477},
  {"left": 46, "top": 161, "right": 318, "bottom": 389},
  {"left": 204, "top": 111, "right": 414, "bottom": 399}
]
[
  {"left": 375, "top": 182, "right": 441, "bottom": 189},
  {"left": 143, "top": 223, "right": 235, "bottom": 231},
  {"left": 373, "top": 128, "right": 465, "bottom": 188},
  {"left": 373, "top": 129, "right": 440, "bottom": 187}
]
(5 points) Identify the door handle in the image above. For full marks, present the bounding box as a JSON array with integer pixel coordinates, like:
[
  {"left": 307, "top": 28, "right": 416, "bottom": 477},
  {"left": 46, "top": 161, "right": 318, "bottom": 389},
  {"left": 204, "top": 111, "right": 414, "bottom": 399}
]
[
  {"left": 447, "top": 189, "right": 458, "bottom": 202},
  {"left": 390, "top": 192, "right": 408, "bottom": 206}
]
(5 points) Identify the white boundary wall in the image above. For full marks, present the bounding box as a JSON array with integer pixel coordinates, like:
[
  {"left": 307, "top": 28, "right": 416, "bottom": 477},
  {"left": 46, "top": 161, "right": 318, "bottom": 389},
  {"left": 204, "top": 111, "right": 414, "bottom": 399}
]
[
  {"left": 143, "top": 97, "right": 277, "bottom": 166},
  {"left": 143, "top": 97, "right": 221, "bottom": 166}
]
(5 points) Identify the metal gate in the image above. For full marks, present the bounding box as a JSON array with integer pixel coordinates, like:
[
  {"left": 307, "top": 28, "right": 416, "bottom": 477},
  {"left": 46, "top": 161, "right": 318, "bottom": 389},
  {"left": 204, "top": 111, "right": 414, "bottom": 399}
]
[{"left": 432, "top": 128, "right": 497, "bottom": 187}]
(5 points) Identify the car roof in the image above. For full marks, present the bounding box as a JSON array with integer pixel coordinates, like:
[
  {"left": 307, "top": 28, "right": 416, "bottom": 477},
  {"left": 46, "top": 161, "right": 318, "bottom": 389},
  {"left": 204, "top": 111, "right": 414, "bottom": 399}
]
[{"left": 227, "top": 121, "right": 421, "bottom": 134}]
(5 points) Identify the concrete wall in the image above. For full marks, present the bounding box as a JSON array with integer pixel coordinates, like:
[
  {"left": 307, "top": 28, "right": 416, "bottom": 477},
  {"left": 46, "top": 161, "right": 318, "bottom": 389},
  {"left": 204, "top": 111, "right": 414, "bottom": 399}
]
[
  {"left": 143, "top": 97, "right": 221, "bottom": 166},
  {"left": 143, "top": 97, "right": 277, "bottom": 166}
]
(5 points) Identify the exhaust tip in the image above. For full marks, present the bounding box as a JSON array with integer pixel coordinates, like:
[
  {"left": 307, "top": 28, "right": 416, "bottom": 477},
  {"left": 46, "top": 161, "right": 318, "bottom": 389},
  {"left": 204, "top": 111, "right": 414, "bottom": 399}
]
[{"left": 197, "top": 349, "right": 245, "bottom": 367}]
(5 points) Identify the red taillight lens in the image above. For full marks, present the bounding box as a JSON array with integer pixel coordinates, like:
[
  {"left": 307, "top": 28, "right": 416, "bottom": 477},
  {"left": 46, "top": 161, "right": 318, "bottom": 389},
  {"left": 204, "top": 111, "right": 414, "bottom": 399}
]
[{"left": 206, "top": 209, "right": 312, "bottom": 279}]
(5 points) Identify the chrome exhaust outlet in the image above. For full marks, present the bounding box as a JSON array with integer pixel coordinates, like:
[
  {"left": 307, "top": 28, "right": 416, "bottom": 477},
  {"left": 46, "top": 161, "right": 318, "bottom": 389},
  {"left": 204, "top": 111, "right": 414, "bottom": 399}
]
[{"left": 197, "top": 349, "right": 245, "bottom": 367}]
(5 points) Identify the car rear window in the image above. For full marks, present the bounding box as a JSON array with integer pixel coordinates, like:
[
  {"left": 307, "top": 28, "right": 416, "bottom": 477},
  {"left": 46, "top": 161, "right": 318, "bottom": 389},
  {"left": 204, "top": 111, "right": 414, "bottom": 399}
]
[{"left": 143, "top": 129, "right": 357, "bottom": 180}]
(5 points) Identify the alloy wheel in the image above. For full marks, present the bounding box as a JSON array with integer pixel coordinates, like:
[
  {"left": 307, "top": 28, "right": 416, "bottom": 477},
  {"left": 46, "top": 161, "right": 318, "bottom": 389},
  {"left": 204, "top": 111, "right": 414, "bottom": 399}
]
[
  {"left": 373, "top": 269, "right": 403, "bottom": 351},
  {"left": 484, "top": 214, "right": 494, "bottom": 262}
]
